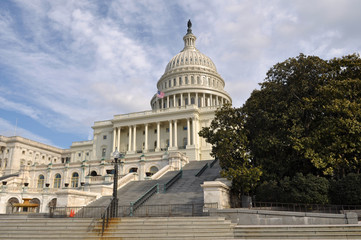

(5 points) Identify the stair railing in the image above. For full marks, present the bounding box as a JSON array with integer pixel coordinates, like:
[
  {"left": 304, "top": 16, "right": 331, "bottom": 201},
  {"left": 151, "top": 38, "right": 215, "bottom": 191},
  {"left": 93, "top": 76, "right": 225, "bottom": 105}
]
[
  {"left": 129, "top": 183, "right": 159, "bottom": 216},
  {"left": 195, "top": 163, "right": 208, "bottom": 177},
  {"left": 163, "top": 170, "right": 182, "bottom": 193},
  {"left": 209, "top": 158, "right": 218, "bottom": 168},
  {"left": 101, "top": 197, "right": 117, "bottom": 236}
]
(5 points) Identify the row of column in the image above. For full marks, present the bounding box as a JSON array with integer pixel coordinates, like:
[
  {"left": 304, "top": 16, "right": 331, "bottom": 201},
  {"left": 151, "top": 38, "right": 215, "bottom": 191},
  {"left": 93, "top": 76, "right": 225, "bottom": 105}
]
[
  {"left": 112, "top": 118, "right": 198, "bottom": 153},
  {"left": 155, "top": 92, "right": 229, "bottom": 110}
]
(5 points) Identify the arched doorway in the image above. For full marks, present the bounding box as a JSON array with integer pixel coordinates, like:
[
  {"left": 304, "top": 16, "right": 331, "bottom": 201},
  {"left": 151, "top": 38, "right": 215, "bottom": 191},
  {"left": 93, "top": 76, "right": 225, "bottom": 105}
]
[
  {"left": 6, "top": 197, "right": 19, "bottom": 214},
  {"left": 30, "top": 198, "right": 41, "bottom": 213}
]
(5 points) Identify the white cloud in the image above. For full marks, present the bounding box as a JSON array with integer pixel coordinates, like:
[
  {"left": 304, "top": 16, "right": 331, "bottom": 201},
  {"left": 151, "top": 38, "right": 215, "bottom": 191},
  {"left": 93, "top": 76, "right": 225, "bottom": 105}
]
[{"left": 0, "top": 117, "right": 55, "bottom": 147}]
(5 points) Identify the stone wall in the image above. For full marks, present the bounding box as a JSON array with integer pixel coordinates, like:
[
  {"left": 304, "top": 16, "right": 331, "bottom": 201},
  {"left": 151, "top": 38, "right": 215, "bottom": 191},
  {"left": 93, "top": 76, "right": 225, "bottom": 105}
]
[{"left": 210, "top": 208, "right": 358, "bottom": 225}]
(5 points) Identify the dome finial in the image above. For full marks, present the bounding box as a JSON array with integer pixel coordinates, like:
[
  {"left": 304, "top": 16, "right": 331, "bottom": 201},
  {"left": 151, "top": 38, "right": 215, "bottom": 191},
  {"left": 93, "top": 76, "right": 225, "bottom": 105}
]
[{"left": 187, "top": 19, "right": 192, "bottom": 34}]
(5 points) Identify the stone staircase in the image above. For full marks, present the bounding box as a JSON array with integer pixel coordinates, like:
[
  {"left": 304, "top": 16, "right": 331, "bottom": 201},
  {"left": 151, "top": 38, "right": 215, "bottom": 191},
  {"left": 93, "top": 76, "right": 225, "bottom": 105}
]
[
  {"left": 234, "top": 224, "right": 361, "bottom": 239},
  {"left": 94, "top": 216, "right": 235, "bottom": 239},
  {"left": 0, "top": 217, "right": 98, "bottom": 239}
]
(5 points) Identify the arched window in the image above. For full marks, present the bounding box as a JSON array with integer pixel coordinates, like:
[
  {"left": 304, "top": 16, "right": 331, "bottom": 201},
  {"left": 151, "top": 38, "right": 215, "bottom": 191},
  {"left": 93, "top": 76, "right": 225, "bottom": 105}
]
[
  {"left": 150, "top": 166, "right": 158, "bottom": 174},
  {"left": 37, "top": 175, "right": 44, "bottom": 188},
  {"left": 71, "top": 172, "right": 79, "bottom": 188},
  {"left": 90, "top": 171, "right": 98, "bottom": 176},
  {"left": 129, "top": 168, "right": 138, "bottom": 173},
  {"left": 53, "top": 174, "right": 61, "bottom": 189},
  {"left": 191, "top": 98, "right": 195, "bottom": 104},
  {"left": 185, "top": 98, "right": 188, "bottom": 105},
  {"left": 6, "top": 197, "right": 19, "bottom": 214}
]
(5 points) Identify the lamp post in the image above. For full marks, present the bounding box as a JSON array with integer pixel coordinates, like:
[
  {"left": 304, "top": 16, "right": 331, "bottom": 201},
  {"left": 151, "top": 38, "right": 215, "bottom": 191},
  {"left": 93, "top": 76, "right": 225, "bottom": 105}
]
[{"left": 111, "top": 148, "right": 123, "bottom": 217}]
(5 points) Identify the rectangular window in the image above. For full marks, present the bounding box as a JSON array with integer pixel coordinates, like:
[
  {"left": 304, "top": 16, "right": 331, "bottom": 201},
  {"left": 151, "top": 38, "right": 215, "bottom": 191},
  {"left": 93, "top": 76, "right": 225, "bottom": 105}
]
[
  {"left": 103, "top": 135, "right": 107, "bottom": 140},
  {"left": 78, "top": 153, "right": 81, "bottom": 157},
  {"left": 154, "top": 129, "right": 157, "bottom": 134},
  {"left": 183, "top": 126, "right": 187, "bottom": 130},
  {"left": 166, "top": 128, "right": 169, "bottom": 133}
]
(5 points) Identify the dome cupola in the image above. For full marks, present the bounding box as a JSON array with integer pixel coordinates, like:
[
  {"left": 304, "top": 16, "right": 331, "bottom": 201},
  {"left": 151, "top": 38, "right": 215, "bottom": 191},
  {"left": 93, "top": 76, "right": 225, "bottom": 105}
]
[{"left": 151, "top": 20, "right": 232, "bottom": 110}]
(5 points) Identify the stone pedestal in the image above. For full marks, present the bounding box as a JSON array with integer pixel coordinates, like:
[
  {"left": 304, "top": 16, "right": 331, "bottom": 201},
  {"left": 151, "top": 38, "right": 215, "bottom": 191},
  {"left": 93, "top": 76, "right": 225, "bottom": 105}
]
[
  {"left": 201, "top": 178, "right": 231, "bottom": 209},
  {"left": 56, "top": 189, "right": 99, "bottom": 208}
]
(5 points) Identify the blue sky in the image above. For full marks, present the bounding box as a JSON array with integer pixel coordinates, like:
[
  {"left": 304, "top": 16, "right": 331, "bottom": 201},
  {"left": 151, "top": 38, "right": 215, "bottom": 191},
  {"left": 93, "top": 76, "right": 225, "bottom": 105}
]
[{"left": 1, "top": 0, "right": 360, "bottom": 149}]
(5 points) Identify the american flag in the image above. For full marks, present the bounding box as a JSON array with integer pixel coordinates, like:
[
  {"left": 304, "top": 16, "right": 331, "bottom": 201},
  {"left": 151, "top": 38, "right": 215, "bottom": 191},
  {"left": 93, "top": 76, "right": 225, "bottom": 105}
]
[{"left": 157, "top": 90, "right": 165, "bottom": 98}]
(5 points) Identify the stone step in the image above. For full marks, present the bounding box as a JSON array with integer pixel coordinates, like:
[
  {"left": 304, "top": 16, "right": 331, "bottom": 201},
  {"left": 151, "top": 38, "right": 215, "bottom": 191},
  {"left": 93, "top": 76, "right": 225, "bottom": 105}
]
[{"left": 234, "top": 224, "right": 361, "bottom": 239}]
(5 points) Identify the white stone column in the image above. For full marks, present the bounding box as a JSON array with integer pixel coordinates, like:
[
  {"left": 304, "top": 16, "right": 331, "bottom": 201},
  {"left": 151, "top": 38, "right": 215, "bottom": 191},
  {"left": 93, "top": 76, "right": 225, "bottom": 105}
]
[
  {"left": 144, "top": 124, "right": 148, "bottom": 152},
  {"left": 210, "top": 94, "right": 213, "bottom": 106},
  {"left": 117, "top": 127, "right": 121, "bottom": 151},
  {"left": 128, "top": 127, "right": 132, "bottom": 152},
  {"left": 113, "top": 128, "right": 116, "bottom": 152},
  {"left": 203, "top": 93, "right": 206, "bottom": 107},
  {"left": 133, "top": 125, "right": 137, "bottom": 152},
  {"left": 216, "top": 96, "right": 219, "bottom": 106},
  {"left": 173, "top": 94, "right": 176, "bottom": 107},
  {"left": 221, "top": 97, "right": 224, "bottom": 105},
  {"left": 156, "top": 122, "right": 160, "bottom": 151},
  {"left": 188, "top": 93, "right": 191, "bottom": 106},
  {"left": 195, "top": 93, "right": 198, "bottom": 107},
  {"left": 174, "top": 120, "right": 178, "bottom": 148},
  {"left": 192, "top": 117, "right": 197, "bottom": 147},
  {"left": 161, "top": 98, "right": 164, "bottom": 109},
  {"left": 180, "top": 94, "right": 183, "bottom": 107},
  {"left": 169, "top": 121, "right": 173, "bottom": 148},
  {"left": 187, "top": 118, "right": 191, "bottom": 146},
  {"left": 167, "top": 96, "right": 169, "bottom": 108}
]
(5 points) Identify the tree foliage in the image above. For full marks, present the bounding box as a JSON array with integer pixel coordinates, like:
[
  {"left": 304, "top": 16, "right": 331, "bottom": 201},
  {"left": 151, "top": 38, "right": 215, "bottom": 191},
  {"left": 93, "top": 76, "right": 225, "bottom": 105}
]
[
  {"left": 199, "top": 104, "right": 262, "bottom": 195},
  {"left": 243, "top": 53, "right": 361, "bottom": 179}
]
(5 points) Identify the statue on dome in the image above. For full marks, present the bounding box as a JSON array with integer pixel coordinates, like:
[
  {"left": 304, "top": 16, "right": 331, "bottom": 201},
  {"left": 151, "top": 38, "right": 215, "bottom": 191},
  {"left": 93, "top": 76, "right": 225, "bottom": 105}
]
[{"left": 187, "top": 19, "right": 192, "bottom": 34}]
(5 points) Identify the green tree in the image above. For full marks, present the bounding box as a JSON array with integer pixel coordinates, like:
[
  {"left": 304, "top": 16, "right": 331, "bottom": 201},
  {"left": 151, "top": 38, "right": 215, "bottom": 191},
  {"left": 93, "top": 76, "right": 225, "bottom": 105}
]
[
  {"left": 199, "top": 104, "right": 262, "bottom": 195},
  {"left": 243, "top": 53, "right": 361, "bottom": 180}
]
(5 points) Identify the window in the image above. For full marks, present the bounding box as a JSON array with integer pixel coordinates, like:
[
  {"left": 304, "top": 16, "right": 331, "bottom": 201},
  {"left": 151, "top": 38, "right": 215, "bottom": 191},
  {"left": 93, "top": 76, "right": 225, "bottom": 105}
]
[
  {"left": 166, "top": 139, "right": 170, "bottom": 147},
  {"left": 191, "top": 97, "right": 195, "bottom": 104},
  {"left": 78, "top": 153, "right": 81, "bottom": 157},
  {"left": 102, "top": 148, "right": 106, "bottom": 157},
  {"left": 53, "top": 174, "right": 61, "bottom": 189},
  {"left": 37, "top": 175, "right": 44, "bottom": 188},
  {"left": 166, "top": 128, "right": 169, "bottom": 133},
  {"left": 179, "top": 77, "right": 182, "bottom": 85},
  {"left": 185, "top": 98, "right": 188, "bottom": 105},
  {"left": 71, "top": 172, "right": 79, "bottom": 188},
  {"left": 86, "top": 152, "right": 89, "bottom": 156},
  {"left": 154, "top": 129, "right": 157, "bottom": 134},
  {"left": 103, "top": 135, "right": 107, "bottom": 140},
  {"left": 183, "top": 138, "right": 188, "bottom": 147},
  {"left": 183, "top": 126, "right": 187, "bottom": 131},
  {"left": 143, "top": 130, "right": 145, "bottom": 135},
  {"left": 173, "top": 78, "right": 176, "bottom": 86},
  {"left": 185, "top": 77, "right": 188, "bottom": 84},
  {"left": 169, "top": 80, "right": 171, "bottom": 87},
  {"left": 129, "top": 168, "right": 138, "bottom": 173}
]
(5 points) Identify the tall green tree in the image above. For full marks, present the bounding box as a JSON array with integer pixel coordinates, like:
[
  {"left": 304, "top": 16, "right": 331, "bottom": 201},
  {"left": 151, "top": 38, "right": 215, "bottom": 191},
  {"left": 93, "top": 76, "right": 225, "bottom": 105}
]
[
  {"left": 243, "top": 53, "right": 361, "bottom": 180},
  {"left": 199, "top": 104, "right": 262, "bottom": 195}
]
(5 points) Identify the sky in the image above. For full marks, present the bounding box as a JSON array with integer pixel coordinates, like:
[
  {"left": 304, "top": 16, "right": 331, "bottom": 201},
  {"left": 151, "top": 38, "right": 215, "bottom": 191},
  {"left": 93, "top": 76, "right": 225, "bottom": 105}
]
[{"left": 0, "top": 0, "right": 360, "bottom": 149}]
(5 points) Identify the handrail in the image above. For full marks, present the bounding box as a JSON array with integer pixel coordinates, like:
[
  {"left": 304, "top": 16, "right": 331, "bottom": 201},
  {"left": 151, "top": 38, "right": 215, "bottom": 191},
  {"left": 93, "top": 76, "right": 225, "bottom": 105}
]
[
  {"left": 195, "top": 163, "right": 208, "bottom": 177},
  {"left": 210, "top": 158, "right": 218, "bottom": 168},
  {"left": 130, "top": 183, "right": 159, "bottom": 216},
  {"left": 101, "top": 198, "right": 117, "bottom": 236},
  {"left": 163, "top": 170, "right": 182, "bottom": 192}
]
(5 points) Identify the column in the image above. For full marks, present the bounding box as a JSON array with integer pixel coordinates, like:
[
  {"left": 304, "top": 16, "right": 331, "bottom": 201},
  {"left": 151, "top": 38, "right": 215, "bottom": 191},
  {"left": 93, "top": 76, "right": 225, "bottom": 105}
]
[
  {"left": 216, "top": 96, "right": 219, "bottom": 106},
  {"left": 167, "top": 96, "right": 169, "bottom": 108},
  {"left": 187, "top": 118, "right": 191, "bottom": 146},
  {"left": 195, "top": 93, "right": 198, "bottom": 107},
  {"left": 173, "top": 94, "right": 176, "bottom": 107},
  {"left": 161, "top": 98, "right": 164, "bottom": 109},
  {"left": 210, "top": 94, "right": 213, "bottom": 106},
  {"left": 169, "top": 121, "right": 173, "bottom": 148},
  {"left": 180, "top": 94, "right": 183, "bottom": 107},
  {"left": 174, "top": 120, "right": 178, "bottom": 148},
  {"left": 144, "top": 124, "right": 148, "bottom": 152},
  {"left": 133, "top": 125, "right": 137, "bottom": 152},
  {"left": 128, "top": 127, "right": 132, "bottom": 152},
  {"left": 113, "top": 128, "right": 116, "bottom": 152},
  {"left": 156, "top": 122, "right": 160, "bottom": 151},
  {"left": 117, "top": 127, "right": 121, "bottom": 151},
  {"left": 221, "top": 97, "right": 224, "bottom": 105},
  {"left": 203, "top": 93, "right": 206, "bottom": 107},
  {"left": 188, "top": 93, "right": 191, "bottom": 106},
  {"left": 192, "top": 118, "right": 197, "bottom": 147}
]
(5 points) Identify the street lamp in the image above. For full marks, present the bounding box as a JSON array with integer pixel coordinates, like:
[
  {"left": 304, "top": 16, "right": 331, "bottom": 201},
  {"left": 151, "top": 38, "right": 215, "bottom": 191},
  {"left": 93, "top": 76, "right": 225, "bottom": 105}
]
[{"left": 111, "top": 148, "right": 124, "bottom": 217}]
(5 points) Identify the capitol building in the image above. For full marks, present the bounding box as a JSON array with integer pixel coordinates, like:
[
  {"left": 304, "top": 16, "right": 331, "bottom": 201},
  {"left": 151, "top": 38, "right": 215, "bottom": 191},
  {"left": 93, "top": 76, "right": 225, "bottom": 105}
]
[{"left": 0, "top": 21, "right": 231, "bottom": 214}]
